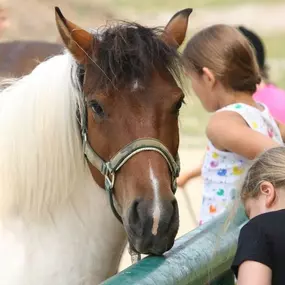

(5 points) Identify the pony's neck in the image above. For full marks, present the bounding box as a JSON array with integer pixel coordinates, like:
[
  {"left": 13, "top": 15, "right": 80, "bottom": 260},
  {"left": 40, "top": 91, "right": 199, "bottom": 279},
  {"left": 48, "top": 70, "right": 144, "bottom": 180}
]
[
  {"left": 0, "top": 53, "right": 127, "bottom": 284},
  {"left": 56, "top": 173, "right": 127, "bottom": 281},
  {"left": 0, "top": 171, "right": 127, "bottom": 285}
]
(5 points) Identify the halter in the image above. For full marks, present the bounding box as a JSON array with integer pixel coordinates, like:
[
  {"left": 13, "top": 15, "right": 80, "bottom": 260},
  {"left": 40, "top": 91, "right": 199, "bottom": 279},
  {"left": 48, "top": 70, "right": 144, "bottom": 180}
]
[
  {"left": 78, "top": 64, "right": 180, "bottom": 260},
  {"left": 77, "top": 64, "right": 180, "bottom": 224},
  {"left": 83, "top": 133, "right": 180, "bottom": 223}
]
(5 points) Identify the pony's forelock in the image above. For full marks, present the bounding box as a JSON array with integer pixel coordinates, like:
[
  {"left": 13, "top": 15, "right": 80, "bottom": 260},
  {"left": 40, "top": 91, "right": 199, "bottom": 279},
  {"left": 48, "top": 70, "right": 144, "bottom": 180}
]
[
  {"left": 0, "top": 52, "right": 91, "bottom": 219},
  {"left": 87, "top": 22, "right": 184, "bottom": 94}
]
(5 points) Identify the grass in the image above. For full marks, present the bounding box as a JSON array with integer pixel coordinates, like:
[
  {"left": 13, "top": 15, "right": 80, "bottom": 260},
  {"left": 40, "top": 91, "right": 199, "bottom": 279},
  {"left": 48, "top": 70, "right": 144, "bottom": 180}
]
[
  {"left": 112, "top": 0, "right": 284, "bottom": 11},
  {"left": 263, "top": 34, "right": 285, "bottom": 59},
  {"left": 179, "top": 94, "right": 209, "bottom": 139},
  {"left": 179, "top": 96, "right": 209, "bottom": 137},
  {"left": 181, "top": 31, "right": 285, "bottom": 60}
]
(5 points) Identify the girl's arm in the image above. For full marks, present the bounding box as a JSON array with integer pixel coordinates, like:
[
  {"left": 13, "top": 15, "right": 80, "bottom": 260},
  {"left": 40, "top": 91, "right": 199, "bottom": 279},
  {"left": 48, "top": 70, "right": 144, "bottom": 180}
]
[
  {"left": 232, "top": 221, "right": 272, "bottom": 285},
  {"left": 177, "top": 165, "right": 202, "bottom": 188},
  {"left": 237, "top": 261, "right": 272, "bottom": 285},
  {"left": 276, "top": 120, "right": 285, "bottom": 142},
  {"left": 207, "top": 111, "right": 280, "bottom": 159}
]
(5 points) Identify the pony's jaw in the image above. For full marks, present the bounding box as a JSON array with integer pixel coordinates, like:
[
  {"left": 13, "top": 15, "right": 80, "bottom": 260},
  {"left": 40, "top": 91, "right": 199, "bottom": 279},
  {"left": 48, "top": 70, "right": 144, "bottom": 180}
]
[
  {"left": 87, "top": 159, "right": 180, "bottom": 255},
  {"left": 124, "top": 197, "right": 179, "bottom": 255}
]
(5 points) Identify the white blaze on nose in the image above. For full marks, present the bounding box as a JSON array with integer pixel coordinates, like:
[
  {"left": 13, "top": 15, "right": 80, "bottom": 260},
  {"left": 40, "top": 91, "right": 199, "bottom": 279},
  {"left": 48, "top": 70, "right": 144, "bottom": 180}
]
[
  {"left": 131, "top": 79, "right": 140, "bottom": 92},
  {"left": 149, "top": 164, "right": 161, "bottom": 236}
]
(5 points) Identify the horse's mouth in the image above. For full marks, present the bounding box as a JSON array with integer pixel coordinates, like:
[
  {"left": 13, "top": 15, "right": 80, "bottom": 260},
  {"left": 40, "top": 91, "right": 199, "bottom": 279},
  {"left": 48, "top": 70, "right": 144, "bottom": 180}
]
[{"left": 127, "top": 232, "right": 175, "bottom": 256}]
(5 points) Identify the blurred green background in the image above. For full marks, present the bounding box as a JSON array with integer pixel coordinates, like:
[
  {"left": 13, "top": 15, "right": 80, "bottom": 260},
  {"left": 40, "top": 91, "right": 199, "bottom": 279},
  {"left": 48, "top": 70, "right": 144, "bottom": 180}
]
[
  {"left": 3, "top": 0, "right": 285, "bottom": 141},
  {"left": 113, "top": 0, "right": 284, "bottom": 10}
]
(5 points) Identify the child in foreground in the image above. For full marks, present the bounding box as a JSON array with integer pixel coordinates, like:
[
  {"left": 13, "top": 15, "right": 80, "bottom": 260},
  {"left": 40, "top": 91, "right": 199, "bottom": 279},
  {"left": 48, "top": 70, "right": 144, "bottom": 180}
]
[
  {"left": 180, "top": 24, "right": 285, "bottom": 225},
  {"left": 231, "top": 146, "right": 285, "bottom": 285}
]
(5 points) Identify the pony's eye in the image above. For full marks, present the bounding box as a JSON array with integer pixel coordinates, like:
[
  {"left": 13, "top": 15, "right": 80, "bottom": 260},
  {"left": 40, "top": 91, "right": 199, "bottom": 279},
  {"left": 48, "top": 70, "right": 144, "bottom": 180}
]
[
  {"left": 89, "top": 100, "right": 105, "bottom": 118},
  {"left": 173, "top": 97, "right": 185, "bottom": 114}
]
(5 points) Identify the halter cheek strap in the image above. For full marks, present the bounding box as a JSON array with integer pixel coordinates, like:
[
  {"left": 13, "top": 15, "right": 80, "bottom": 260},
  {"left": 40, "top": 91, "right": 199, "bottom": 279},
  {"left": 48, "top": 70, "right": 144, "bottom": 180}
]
[{"left": 83, "top": 136, "right": 180, "bottom": 224}]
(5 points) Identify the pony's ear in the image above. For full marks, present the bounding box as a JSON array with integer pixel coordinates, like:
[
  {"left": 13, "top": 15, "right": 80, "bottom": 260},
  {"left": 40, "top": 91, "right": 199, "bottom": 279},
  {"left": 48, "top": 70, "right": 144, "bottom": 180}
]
[
  {"left": 55, "top": 7, "right": 93, "bottom": 64},
  {"left": 163, "top": 8, "right": 193, "bottom": 48}
]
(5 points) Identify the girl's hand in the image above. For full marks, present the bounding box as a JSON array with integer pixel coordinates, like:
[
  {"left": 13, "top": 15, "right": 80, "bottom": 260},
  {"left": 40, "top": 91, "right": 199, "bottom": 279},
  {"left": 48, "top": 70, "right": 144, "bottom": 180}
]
[
  {"left": 276, "top": 120, "right": 285, "bottom": 143},
  {"left": 177, "top": 166, "right": 202, "bottom": 188},
  {"left": 177, "top": 173, "right": 190, "bottom": 188}
]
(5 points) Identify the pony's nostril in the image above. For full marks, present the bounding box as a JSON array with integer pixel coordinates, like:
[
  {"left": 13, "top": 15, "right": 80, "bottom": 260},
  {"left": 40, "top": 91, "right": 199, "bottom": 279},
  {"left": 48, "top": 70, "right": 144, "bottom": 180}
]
[
  {"left": 129, "top": 200, "right": 141, "bottom": 232},
  {"left": 171, "top": 199, "right": 178, "bottom": 212},
  {"left": 168, "top": 199, "right": 178, "bottom": 230},
  {"left": 128, "top": 198, "right": 179, "bottom": 243}
]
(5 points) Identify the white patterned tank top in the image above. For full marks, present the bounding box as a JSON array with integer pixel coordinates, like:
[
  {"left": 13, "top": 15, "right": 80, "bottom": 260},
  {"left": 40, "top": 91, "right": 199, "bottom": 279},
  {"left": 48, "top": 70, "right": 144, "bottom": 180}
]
[{"left": 200, "top": 102, "right": 283, "bottom": 225}]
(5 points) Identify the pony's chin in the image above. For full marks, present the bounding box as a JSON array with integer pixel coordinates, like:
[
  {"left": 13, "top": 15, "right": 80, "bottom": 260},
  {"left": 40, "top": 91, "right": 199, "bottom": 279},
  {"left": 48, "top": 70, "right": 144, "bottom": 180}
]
[{"left": 127, "top": 232, "right": 176, "bottom": 256}]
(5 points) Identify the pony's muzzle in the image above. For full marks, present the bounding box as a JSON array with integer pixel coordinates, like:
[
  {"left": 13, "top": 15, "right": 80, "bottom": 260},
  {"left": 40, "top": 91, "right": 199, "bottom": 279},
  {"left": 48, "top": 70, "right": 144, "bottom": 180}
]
[{"left": 126, "top": 198, "right": 179, "bottom": 255}]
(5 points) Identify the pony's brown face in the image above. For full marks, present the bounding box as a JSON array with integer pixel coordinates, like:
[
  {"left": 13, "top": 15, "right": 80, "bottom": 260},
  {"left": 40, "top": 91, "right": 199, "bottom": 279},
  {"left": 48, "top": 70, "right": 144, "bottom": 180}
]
[
  {"left": 55, "top": 7, "right": 192, "bottom": 255},
  {"left": 85, "top": 71, "right": 183, "bottom": 254}
]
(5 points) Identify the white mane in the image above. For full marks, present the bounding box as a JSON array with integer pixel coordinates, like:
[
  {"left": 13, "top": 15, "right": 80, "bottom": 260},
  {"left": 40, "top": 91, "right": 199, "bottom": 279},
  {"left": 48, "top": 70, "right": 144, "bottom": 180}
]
[{"left": 0, "top": 53, "right": 90, "bottom": 219}]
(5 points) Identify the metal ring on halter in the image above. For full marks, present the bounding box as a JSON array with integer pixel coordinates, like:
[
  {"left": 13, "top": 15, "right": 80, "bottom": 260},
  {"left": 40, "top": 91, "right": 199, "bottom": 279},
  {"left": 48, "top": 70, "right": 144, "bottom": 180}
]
[
  {"left": 83, "top": 137, "right": 180, "bottom": 224},
  {"left": 104, "top": 163, "right": 115, "bottom": 191}
]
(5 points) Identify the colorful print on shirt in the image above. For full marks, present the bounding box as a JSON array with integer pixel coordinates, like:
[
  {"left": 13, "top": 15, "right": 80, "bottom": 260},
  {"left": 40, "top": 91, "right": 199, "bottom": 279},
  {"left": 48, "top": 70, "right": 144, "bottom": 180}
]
[{"left": 200, "top": 103, "right": 283, "bottom": 225}]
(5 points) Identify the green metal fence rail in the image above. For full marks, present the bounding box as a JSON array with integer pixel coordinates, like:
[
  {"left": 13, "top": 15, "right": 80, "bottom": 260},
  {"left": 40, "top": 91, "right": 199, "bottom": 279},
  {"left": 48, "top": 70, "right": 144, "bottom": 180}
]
[{"left": 101, "top": 207, "right": 247, "bottom": 285}]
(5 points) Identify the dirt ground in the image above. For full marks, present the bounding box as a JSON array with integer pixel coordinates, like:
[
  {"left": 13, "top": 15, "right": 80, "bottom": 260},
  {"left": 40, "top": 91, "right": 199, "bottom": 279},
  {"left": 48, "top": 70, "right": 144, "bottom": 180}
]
[{"left": 119, "top": 143, "right": 205, "bottom": 271}]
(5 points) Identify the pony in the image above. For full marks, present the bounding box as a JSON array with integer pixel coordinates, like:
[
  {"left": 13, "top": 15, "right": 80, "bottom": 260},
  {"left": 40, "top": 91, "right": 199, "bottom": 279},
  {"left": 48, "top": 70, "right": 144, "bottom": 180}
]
[
  {"left": 0, "top": 7, "right": 192, "bottom": 284},
  {"left": 0, "top": 40, "right": 63, "bottom": 77}
]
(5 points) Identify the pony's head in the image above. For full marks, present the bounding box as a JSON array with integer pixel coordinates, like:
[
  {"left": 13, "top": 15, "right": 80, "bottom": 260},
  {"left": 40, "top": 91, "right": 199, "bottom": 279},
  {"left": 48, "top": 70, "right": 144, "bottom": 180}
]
[{"left": 55, "top": 7, "right": 192, "bottom": 255}]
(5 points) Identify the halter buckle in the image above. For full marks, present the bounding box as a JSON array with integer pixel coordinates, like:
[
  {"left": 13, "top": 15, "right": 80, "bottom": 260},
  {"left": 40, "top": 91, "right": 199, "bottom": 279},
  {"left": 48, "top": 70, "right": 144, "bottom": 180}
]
[
  {"left": 105, "top": 170, "right": 115, "bottom": 192},
  {"left": 82, "top": 131, "right": 87, "bottom": 152}
]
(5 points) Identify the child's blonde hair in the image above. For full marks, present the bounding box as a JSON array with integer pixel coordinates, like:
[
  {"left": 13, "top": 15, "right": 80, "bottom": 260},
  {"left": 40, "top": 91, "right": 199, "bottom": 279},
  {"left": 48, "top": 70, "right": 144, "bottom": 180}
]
[
  {"left": 241, "top": 146, "right": 285, "bottom": 202},
  {"left": 182, "top": 24, "right": 261, "bottom": 94}
]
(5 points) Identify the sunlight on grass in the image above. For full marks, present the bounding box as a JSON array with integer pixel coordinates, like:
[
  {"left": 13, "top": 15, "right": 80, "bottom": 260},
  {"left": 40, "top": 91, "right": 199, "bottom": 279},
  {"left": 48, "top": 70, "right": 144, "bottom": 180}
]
[
  {"left": 112, "top": 0, "right": 283, "bottom": 11},
  {"left": 179, "top": 95, "right": 210, "bottom": 137},
  {"left": 263, "top": 34, "right": 285, "bottom": 59}
]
